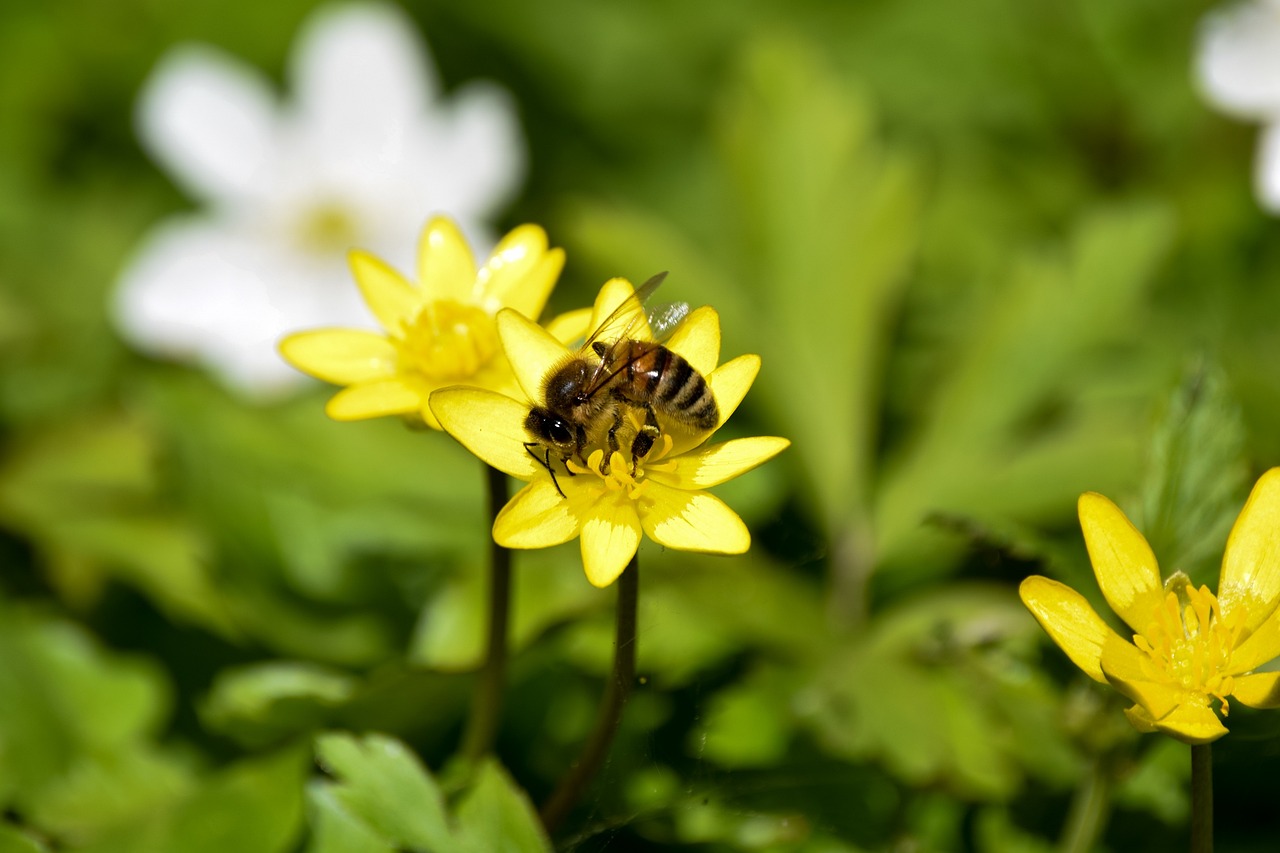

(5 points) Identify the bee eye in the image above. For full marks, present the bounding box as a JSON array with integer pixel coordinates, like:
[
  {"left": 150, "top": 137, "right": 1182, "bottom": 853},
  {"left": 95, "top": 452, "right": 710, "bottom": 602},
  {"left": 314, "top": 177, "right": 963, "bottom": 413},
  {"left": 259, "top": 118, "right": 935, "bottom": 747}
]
[{"left": 549, "top": 421, "right": 572, "bottom": 445}]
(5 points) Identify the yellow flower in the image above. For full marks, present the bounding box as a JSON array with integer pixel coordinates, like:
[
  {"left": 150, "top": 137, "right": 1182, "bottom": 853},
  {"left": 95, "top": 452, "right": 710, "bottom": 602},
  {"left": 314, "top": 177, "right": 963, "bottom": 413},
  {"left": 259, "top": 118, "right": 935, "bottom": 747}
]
[
  {"left": 429, "top": 277, "right": 789, "bottom": 588},
  {"left": 1021, "top": 470, "right": 1280, "bottom": 744},
  {"left": 279, "top": 217, "right": 564, "bottom": 428}
]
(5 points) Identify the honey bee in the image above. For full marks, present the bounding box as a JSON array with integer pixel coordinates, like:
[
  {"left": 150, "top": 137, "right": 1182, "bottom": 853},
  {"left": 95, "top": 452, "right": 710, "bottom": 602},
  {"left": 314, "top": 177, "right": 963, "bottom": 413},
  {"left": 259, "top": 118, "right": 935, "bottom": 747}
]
[{"left": 524, "top": 272, "right": 718, "bottom": 496}]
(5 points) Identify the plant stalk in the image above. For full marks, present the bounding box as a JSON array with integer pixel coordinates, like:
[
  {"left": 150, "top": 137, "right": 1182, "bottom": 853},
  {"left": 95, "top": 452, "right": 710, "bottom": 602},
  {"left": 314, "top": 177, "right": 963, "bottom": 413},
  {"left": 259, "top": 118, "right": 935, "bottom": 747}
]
[
  {"left": 459, "top": 463, "right": 513, "bottom": 763},
  {"left": 540, "top": 555, "right": 639, "bottom": 833},
  {"left": 1058, "top": 756, "right": 1111, "bottom": 853},
  {"left": 1191, "top": 743, "right": 1213, "bottom": 853}
]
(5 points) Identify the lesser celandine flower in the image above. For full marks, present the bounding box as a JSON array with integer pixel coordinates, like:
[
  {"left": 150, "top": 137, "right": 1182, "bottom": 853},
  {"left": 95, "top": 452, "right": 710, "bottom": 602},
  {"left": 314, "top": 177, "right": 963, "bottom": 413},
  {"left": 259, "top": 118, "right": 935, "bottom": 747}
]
[
  {"left": 1021, "top": 470, "right": 1280, "bottom": 744},
  {"left": 116, "top": 3, "right": 524, "bottom": 393},
  {"left": 429, "top": 277, "right": 789, "bottom": 588},
  {"left": 280, "top": 217, "right": 563, "bottom": 428}
]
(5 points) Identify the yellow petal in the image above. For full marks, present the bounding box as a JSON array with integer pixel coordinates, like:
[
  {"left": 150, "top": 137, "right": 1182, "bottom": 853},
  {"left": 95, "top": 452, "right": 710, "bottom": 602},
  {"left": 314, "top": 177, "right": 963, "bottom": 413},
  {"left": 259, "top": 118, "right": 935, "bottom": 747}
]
[
  {"left": 580, "top": 495, "right": 642, "bottom": 587},
  {"left": 545, "top": 307, "right": 594, "bottom": 346},
  {"left": 325, "top": 379, "right": 422, "bottom": 421},
  {"left": 479, "top": 224, "right": 563, "bottom": 318},
  {"left": 349, "top": 250, "right": 419, "bottom": 333},
  {"left": 664, "top": 306, "right": 720, "bottom": 377},
  {"left": 493, "top": 478, "right": 584, "bottom": 548},
  {"left": 1233, "top": 670, "right": 1280, "bottom": 708},
  {"left": 496, "top": 309, "right": 570, "bottom": 404},
  {"left": 1123, "top": 704, "right": 1159, "bottom": 733},
  {"left": 278, "top": 330, "right": 398, "bottom": 384},
  {"left": 417, "top": 217, "right": 477, "bottom": 302},
  {"left": 1150, "top": 702, "right": 1229, "bottom": 745},
  {"left": 639, "top": 483, "right": 750, "bottom": 554},
  {"left": 1218, "top": 467, "right": 1280, "bottom": 630},
  {"left": 589, "top": 277, "right": 653, "bottom": 342},
  {"left": 1100, "top": 663, "right": 1184, "bottom": 721},
  {"left": 1018, "top": 575, "right": 1126, "bottom": 683},
  {"left": 707, "top": 354, "right": 761, "bottom": 431},
  {"left": 647, "top": 436, "right": 790, "bottom": 489},
  {"left": 1229, "top": 609, "right": 1280, "bottom": 675},
  {"left": 1078, "top": 492, "right": 1164, "bottom": 633},
  {"left": 429, "top": 387, "right": 539, "bottom": 480}
]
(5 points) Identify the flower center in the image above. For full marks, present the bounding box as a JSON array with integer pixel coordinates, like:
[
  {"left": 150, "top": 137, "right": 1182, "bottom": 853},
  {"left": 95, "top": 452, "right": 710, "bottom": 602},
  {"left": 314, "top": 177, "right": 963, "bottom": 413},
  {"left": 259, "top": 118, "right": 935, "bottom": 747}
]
[
  {"left": 567, "top": 433, "right": 675, "bottom": 501},
  {"left": 398, "top": 301, "right": 498, "bottom": 381},
  {"left": 295, "top": 202, "right": 360, "bottom": 252},
  {"left": 1133, "top": 582, "right": 1249, "bottom": 715}
]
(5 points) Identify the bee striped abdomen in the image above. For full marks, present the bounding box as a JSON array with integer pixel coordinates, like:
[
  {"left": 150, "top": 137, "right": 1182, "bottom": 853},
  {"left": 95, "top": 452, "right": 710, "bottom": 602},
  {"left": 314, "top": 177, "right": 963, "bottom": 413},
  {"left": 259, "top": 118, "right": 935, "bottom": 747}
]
[{"left": 627, "top": 343, "right": 718, "bottom": 431}]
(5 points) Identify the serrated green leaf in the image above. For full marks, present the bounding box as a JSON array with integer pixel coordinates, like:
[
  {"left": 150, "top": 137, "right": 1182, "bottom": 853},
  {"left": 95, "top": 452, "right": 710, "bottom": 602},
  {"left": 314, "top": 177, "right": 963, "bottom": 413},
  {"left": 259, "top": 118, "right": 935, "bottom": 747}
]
[
  {"left": 453, "top": 760, "right": 552, "bottom": 853},
  {"left": 313, "top": 732, "right": 454, "bottom": 851}
]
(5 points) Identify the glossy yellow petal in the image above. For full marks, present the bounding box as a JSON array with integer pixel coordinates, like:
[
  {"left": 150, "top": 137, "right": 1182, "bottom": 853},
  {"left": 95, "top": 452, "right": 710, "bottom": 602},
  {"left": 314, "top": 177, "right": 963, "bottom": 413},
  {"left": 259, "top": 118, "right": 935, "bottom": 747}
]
[
  {"left": 279, "top": 329, "right": 398, "bottom": 384},
  {"left": 1078, "top": 492, "right": 1164, "bottom": 634},
  {"left": 493, "top": 477, "right": 584, "bottom": 548},
  {"left": 1123, "top": 704, "right": 1159, "bottom": 733},
  {"left": 580, "top": 495, "right": 642, "bottom": 588},
  {"left": 1233, "top": 671, "right": 1280, "bottom": 708},
  {"left": 325, "top": 378, "right": 422, "bottom": 421},
  {"left": 545, "top": 307, "right": 593, "bottom": 345},
  {"left": 1229, "top": 609, "right": 1280, "bottom": 674},
  {"left": 707, "top": 355, "right": 761, "bottom": 431},
  {"left": 1150, "top": 702, "right": 1229, "bottom": 745},
  {"left": 647, "top": 436, "right": 790, "bottom": 489},
  {"left": 639, "top": 484, "right": 750, "bottom": 554},
  {"left": 1019, "top": 575, "right": 1126, "bottom": 683},
  {"left": 349, "top": 250, "right": 419, "bottom": 333},
  {"left": 1098, "top": 631, "right": 1162, "bottom": 686},
  {"left": 664, "top": 306, "right": 720, "bottom": 377},
  {"left": 589, "top": 277, "right": 654, "bottom": 342},
  {"left": 429, "top": 387, "right": 540, "bottom": 480},
  {"left": 479, "top": 224, "right": 562, "bottom": 318},
  {"left": 1100, "top": 663, "right": 1185, "bottom": 721},
  {"left": 1218, "top": 467, "right": 1280, "bottom": 630},
  {"left": 496, "top": 309, "right": 569, "bottom": 404},
  {"left": 416, "top": 217, "right": 477, "bottom": 303}
]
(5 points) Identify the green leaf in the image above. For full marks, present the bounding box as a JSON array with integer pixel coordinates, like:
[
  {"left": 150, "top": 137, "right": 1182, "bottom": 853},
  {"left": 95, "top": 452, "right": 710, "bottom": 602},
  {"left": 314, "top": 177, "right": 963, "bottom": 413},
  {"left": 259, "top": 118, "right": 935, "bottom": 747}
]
[
  {"left": 201, "top": 662, "right": 358, "bottom": 748},
  {"left": 875, "top": 203, "right": 1174, "bottom": 575},
  {"left": 0, "top": 415, "right": 234, "bottom": 634},
  {"left": 73, "top": 747, "right": 308, "bottom": 853},
  {"left": 312, "top": 732, "right": 454, "bottom": 851},
  {"left": 304, "top": 784, "right": 395, "bottom": 853},
  {"left": 0, "top": 605, "right": 170, "bottom": 812},
  {"left": 453, "top": 760, "right": 552, "bottom": 853},
  {"left": 1137, "top": 362, "right": 1247, "bottom": 585}
]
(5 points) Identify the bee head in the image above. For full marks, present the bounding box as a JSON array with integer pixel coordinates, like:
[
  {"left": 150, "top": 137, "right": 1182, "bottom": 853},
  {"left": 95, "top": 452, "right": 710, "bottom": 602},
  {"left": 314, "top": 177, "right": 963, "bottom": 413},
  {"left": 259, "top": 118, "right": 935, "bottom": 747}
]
[{"left": 525, "top": 406, "right": 576, "bottom": 450}]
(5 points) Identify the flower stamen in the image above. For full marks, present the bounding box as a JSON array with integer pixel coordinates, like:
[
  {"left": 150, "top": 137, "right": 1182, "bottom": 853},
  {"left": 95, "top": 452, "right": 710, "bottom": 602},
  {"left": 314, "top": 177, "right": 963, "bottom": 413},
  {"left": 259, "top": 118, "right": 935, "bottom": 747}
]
[
  {"left": 399, "top": 300, "right": 498, "bottom": 380},
  {"left": 1134, "top": 584, "right": 1248, "bottom": 716}
]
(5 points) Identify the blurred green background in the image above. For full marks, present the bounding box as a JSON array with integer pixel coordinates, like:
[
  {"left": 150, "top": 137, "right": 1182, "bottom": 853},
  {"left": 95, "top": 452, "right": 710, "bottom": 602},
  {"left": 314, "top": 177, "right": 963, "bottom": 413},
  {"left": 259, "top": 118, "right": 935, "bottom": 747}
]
[{"left": 3, "top": 0, "right": 1279, "bottom": 850}]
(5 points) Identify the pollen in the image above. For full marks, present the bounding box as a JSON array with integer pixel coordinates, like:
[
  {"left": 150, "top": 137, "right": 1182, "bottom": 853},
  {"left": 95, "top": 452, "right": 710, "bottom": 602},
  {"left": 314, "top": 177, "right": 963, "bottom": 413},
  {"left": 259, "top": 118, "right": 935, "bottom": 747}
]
[
  {"left": 1133, "top": 584, "right": 1249, "bottom": 714},
  {"left": 397, "top": 300, "right": 499, "bottom": 381},
  {"left": 570, "top": 442, "right": 670, "bottom": 501}
]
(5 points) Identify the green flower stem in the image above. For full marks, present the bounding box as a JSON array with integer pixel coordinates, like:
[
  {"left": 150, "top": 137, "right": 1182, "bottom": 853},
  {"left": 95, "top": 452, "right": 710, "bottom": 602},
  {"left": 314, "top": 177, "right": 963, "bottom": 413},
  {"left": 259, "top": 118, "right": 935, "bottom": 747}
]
[
  {"left": 540, "top": 555, "right": 639, "bottom": 833},
  {"left": 1058, "top": 756, "right": 1111, "bottom": 853},
  {"left": 1191, "top": 743, "right": 1213, "bottom": 853},
  {"left": 459, "top": 463, "right": 513, "bottom": 763}
]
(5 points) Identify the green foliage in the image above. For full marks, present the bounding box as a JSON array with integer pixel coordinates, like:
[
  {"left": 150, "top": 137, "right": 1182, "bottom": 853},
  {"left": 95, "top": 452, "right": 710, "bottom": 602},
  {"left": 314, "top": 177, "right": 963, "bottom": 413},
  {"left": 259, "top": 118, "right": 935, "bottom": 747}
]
[
  {"left": 308, "top": 732, "right": 550, "bottom": 853},
  {"left": 0, "top": 0, "right": 1275, "bottom": 849}
]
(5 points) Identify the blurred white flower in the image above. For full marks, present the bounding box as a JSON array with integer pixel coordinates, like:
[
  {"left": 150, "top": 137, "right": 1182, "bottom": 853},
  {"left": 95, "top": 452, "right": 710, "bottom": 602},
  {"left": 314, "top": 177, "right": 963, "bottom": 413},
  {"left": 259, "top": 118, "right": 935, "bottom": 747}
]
[
  {"left": 1198, "top": 0, "right": 1280, "bottom": 212},
  {"left": 115, "top": 2, "right": 524, "bottom": 394}
]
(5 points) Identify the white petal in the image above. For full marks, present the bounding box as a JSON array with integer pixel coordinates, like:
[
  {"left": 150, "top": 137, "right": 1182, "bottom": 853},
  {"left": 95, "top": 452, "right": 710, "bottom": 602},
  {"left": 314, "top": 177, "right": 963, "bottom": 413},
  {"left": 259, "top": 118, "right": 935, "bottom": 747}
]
[
  {"left": 136, "top": 45, "right": 278, "bottom": 205},
  {"left": 114, "top": 217, "right": 374, "bottom": 396},
  {"left": 290, "top": 3, "right": 433, "bottom": 143},
  {"left": 1256, "top": 122, "right": 1280, "bottom": 212},
  {"left": 1197, "top": 0, "right": 1280, "bottom": 119},
  {"left": 417, "top": 82, "right": 526, "bottom": 218}
]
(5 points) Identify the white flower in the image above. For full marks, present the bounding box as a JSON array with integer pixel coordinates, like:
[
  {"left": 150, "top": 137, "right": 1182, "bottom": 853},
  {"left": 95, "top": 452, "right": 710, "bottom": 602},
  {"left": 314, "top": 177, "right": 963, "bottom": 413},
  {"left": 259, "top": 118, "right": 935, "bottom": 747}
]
[
  {"left": 115, "top": 2, "right": 524, "bottom": 394},
  {"left": 1197, "top": 0, "right": 1280, "bottom": 211}
]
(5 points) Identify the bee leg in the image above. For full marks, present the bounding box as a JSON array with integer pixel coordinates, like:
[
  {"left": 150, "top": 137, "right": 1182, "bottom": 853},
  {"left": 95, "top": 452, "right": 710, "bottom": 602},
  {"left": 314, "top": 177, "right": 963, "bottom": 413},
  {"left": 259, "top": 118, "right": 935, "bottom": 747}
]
[
  {"left": 602, "top": 404, "right": 630, "bottom": 475},
  {"left": 525, "top": 442, "right": 567, "bottom": 499},
  {"left": 629, "top": 404, "right": 661, "bottom": 475}
]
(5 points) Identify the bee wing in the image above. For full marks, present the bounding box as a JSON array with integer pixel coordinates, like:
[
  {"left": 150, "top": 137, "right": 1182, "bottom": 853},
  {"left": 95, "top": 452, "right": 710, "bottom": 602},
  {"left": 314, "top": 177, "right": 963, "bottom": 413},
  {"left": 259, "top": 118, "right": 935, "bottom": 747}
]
[
  {"left": 646, "top": 301, "right": 691, "bottom": 343},
  {"left": 577, "top": 272, "right": 669, "bottom": 398}
]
